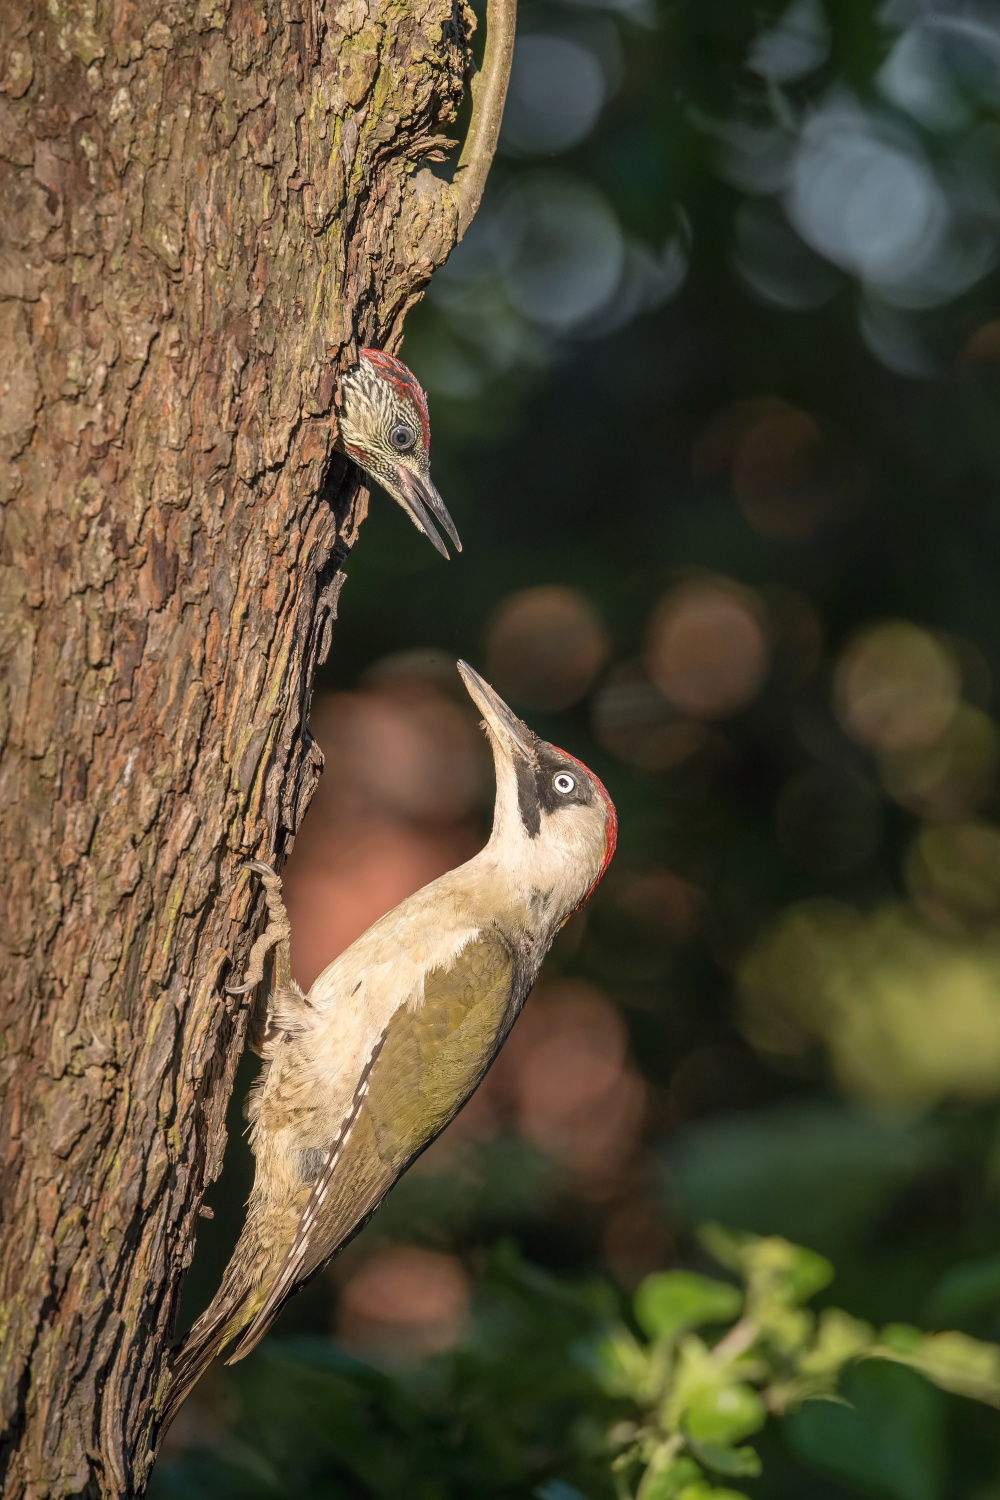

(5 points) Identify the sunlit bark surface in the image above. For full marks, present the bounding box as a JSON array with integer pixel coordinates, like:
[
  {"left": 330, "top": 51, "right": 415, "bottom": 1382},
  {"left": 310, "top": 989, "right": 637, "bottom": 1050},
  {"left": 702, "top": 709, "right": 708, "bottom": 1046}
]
[{"left": 0, "top": 0, "right": 471, "bottom": 1491}]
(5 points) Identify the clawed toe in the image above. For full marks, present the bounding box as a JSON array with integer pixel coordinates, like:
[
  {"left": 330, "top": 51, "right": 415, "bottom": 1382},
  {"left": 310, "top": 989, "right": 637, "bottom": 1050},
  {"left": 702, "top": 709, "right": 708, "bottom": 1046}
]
[{"left": 225, "top": 858, "right": 293, "bottom": 1006}]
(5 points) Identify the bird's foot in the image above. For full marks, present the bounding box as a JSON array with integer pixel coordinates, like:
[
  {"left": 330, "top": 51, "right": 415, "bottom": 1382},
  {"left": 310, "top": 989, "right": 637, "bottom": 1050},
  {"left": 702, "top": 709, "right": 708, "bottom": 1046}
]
[{"left": 226, "top": 860, "right": 293, "bottom": 999}]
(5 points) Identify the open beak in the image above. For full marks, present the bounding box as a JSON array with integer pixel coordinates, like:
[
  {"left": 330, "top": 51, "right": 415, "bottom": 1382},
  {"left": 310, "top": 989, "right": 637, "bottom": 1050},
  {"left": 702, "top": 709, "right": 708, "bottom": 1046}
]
[
  {"left": 457, "top": 661, "right": 537, "bottom": 762},
  {"left": 394, "top": 467, "right": 463, "bottom": 559}
]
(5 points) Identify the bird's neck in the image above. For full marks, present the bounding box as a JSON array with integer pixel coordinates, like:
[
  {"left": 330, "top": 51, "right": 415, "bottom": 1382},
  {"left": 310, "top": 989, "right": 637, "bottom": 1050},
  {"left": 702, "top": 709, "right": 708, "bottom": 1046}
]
[{"left": 473, "top": 761, "right": 598, "bottom": 936}]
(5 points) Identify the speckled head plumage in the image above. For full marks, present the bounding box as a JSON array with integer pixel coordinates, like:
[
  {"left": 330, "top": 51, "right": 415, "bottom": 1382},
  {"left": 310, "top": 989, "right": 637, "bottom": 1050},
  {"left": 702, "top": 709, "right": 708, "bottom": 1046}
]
[{"left": 339, "top": 348, "right": 461, "bottom": 559}]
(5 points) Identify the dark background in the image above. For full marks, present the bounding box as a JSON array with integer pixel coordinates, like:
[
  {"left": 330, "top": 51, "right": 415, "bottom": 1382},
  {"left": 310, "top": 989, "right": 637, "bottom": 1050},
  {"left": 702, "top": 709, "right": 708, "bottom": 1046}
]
[{"left": 155, "top": 2, "right": 1000, "bottom": 1494}]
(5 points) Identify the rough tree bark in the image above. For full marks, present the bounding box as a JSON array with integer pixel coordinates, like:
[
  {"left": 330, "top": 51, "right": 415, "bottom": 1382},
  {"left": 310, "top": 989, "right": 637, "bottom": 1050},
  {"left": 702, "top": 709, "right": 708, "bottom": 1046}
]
[{"left": 0, "top": 0, "right": 512, "bottom": 1493}]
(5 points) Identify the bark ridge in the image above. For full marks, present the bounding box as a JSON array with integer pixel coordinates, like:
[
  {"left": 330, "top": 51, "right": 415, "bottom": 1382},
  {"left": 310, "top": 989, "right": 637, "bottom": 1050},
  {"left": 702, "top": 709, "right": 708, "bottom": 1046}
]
[{"left": 0, "top": 0, "right": 489, "bottom": 1490}]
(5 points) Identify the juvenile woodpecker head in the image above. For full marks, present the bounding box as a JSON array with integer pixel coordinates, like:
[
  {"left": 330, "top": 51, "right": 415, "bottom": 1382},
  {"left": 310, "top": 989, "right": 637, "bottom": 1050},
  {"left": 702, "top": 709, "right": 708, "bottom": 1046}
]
[
  {"left": 458, "top": 661, "right": 617, "bottom": 920},
  {"left": 339, "top": 349, "right": 461, "bottom": 559}
]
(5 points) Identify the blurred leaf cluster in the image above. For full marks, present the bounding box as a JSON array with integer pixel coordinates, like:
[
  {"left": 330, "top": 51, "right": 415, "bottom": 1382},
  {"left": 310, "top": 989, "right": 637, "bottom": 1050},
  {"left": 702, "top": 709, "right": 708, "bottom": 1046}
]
[{"left": 599, "top": 1226, "right": 1000, "bottom": 1500}]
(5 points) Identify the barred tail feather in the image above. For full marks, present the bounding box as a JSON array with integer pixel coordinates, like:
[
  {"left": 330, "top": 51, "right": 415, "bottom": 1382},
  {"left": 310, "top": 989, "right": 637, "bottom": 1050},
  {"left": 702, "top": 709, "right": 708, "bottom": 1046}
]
[
  {"left": 158, "top": 1196, "right": 302, "bottom": 1430},
  {"left": 157, "top": 1279, "right": 255, "bottom": 1435},
  {"left": 223, "top": 1032, "right": 392, "bottom": 1368},
  {"left": 221, "top": 1290, "right": 291, "bottom": 1365}
]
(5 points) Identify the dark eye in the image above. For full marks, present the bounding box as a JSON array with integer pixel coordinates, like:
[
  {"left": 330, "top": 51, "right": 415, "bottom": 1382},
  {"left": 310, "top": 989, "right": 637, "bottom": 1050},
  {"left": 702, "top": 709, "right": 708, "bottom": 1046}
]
[
  {"left": 390, "top": 422, "right": 416, "bottom": 452},
  {"left": 553, "top": 773, "right": 575, "bottom": 795}
]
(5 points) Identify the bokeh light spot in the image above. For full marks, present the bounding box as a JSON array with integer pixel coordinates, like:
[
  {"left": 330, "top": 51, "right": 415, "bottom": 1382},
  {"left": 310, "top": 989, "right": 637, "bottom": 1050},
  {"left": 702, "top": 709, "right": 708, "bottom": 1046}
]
[
  {"left": 691, "top": 396, "right": 787, "bottom": 480},
  {"left": 495, "top": 174, "right": 625, "bottom": 332},
  {"left": 766, "top": 587, "right": 825, "bottom": 685},
  {"left": 592, "top": 662, "right": 706, "bottom": 769},
  {"left": 646, "top": 579, "right": 769, "bottom": 719},
  {"left": 835, "top": 621, "right": 961, "bottom": 752},
  {"left": 732, "top": 406, "right": 867, "bottom": 540},
  {"left": 283, "top": 667, "right": 485, "bottom": 987},
  {"left": 609, "top": 866, "right": 705, "bottom": 942},
  {"left": 740, "top": 901, "right": 1000, "bottom": 1108},
  {"left": 786, "top": 106, "right": 950, "bottom": 287},
  {"left": 879, "top": 703, "right": 999, "bottom": 821},
  {"left": 734, "top": 198, "right": 842, "bottom": 310},
  {"left": 485, "top": 585, "right": 610, "bottom": 710},
  {"left": 746, "top": 0, "right": 829, "bottom": 84},
  {"left": 500, "top": 34, "right": 606, "bottom": 157},
  {"left": 906, "top": 822, "right": 1000, "bottom": 937},
  {"left": 509, "top": 981, "right": 646, "bottom": 1190},
  {"left": 877, "top": 26, "right": 970, "bottom": 133},
  {"left": 336, "top": 1245, "right": 470, "bottom": 1362},
  {"left": 694, "top": 400, "right": 866, "bottom": 541},
  {"left": 317, "top": 683, "right": 482, "bottom": 823}
]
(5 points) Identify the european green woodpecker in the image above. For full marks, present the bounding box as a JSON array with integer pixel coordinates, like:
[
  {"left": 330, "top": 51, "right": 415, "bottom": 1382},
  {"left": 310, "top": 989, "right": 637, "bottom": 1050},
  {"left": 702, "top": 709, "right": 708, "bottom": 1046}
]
[
  {"left": 161, "top": 662, "right": 615, "bottom": 1424},
  {"left": 338, "top": 348, "right": 461, "bottom": 559}
]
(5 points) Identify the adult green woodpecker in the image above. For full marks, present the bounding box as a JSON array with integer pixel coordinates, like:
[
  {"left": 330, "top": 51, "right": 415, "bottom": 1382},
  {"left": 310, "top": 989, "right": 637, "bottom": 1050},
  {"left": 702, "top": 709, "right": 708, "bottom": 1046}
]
[
  {"left": 161, "top": 662, "right": 616, "bottom": 1424},
  {"left": 338, "top": 348, "right": 461, "bottom": 559}
]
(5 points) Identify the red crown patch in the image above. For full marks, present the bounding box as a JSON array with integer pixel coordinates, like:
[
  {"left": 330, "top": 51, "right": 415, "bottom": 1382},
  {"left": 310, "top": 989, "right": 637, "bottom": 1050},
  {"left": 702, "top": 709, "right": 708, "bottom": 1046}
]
[{"left": 360, "top": 348, "right": 431, "bottom": 451}]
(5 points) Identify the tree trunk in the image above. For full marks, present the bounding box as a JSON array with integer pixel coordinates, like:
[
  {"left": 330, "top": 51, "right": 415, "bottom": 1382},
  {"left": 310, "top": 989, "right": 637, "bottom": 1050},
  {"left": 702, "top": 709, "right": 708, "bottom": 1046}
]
[{"left": 0, "top": 0, "right": 511, "bottom": 1492}]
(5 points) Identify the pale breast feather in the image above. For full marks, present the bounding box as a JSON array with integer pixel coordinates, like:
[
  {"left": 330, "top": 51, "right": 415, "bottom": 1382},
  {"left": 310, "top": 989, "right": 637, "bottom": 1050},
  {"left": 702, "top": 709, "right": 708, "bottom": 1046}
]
[{"left": 226, "top": 926, "right": 533, "bottom": 1361}]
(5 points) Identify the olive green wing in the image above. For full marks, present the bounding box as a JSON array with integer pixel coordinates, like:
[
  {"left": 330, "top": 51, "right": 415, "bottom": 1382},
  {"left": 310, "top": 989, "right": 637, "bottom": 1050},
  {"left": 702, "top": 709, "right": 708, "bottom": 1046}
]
[
  {"left": 226, "top": 927, "right": 518, "bottom": 1362},
  {"left": 365, "top": 922, "right": 521, "bottom": 1166}
]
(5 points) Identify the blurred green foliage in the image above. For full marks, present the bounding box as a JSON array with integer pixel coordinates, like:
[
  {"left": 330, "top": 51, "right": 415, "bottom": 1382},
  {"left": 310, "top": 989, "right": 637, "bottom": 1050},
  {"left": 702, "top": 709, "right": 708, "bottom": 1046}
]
[
  {"left": 155, "top": 1233, "right": 1000, "bottom": 1499},
  {"left": 156, "top": 1246, "right": 620, "bottom": 1500},
  {"left": 595, "top": 1224, "right": 1000, "bottom": 1500},
  {"left": 158, "top": 0, "right": 1000, "bottom": 1492}
]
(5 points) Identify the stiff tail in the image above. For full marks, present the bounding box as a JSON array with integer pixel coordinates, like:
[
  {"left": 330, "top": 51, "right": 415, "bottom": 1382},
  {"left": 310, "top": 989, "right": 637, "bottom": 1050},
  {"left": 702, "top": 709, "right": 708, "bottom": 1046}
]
[
  {"left": 156, "top": 1216, "right": 306, "bottom": 1433},
  {"left": 156, "top": 1277, "right": 255, "bottom": 1435}
]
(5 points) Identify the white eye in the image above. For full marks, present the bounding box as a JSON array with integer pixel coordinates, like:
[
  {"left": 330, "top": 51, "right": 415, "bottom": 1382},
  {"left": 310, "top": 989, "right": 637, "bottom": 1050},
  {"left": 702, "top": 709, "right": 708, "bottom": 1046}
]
[
  {"left": 390, "top": 422, "right": 415, "bottom": 451},
  {"left": 553, "top": 772, "right": 575, "bottom": 795}
]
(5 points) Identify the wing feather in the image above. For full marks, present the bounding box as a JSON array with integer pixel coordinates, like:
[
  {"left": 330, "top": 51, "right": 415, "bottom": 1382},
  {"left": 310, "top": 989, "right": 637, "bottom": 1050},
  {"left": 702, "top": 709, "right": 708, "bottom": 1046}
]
[
  {"left": 226, "top": 928, "right": 519, "bottom": 1362},
  {"left": 225, "top": 1031, "right": 388, "bottom": 1361}
]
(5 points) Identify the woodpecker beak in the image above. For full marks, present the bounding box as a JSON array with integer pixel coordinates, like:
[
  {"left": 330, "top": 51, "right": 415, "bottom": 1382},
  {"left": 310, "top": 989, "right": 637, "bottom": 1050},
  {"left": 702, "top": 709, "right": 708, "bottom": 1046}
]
[
  {"left": 394, "top": 468, "right": 463, "bottom": 560},
  {"left": 457, "top": 661, "right": 537, "bottom": 763}
]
